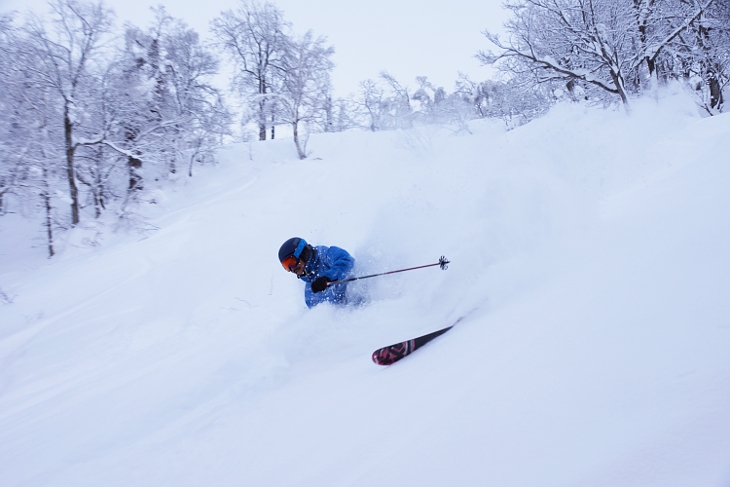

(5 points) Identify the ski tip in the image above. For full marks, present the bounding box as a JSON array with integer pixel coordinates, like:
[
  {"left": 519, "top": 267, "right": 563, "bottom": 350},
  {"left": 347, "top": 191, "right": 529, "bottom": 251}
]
[
  {"left": 372, "top": 349, "right": 397, "bottom": 366},
  {"left": 372, "top": 342, "right": 412, "bottom": 365}
]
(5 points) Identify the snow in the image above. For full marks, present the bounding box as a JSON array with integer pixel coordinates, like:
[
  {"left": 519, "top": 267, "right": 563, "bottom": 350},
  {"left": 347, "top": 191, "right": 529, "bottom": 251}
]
[{"left": 1, "top": 91, "right": 730, "bottom": 486}]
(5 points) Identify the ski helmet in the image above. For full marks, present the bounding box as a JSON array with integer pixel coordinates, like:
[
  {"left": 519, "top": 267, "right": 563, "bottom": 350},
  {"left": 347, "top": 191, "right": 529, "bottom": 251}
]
[
  {"left": 279, "top": 237, "right": 306, "bottom": 262},
  {"left": 279, "top": 237, "right": 314, "bottom": 271}
]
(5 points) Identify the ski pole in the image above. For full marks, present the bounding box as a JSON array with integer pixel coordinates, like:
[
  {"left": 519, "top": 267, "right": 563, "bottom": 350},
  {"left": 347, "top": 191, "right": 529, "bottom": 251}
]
[{"left": 328, "top": 256, "right": 450, "bottom": 286}]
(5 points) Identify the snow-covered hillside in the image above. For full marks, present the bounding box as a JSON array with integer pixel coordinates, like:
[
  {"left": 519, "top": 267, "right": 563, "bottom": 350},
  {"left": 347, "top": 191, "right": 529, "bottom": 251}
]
[{"left": 1, "top": 91, "right": 729, "bottom": 487}]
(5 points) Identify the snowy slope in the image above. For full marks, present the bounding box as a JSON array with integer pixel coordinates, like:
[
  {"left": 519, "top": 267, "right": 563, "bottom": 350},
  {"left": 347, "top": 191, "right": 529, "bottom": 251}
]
[{"left": 1, "top": 91, "right": 729, "bottom": 487}]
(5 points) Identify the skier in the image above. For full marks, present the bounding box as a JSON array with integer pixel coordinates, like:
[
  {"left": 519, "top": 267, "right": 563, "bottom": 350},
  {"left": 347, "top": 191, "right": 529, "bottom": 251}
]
[{"left": 278, "top": 237, "right": 355, "bottom": 308}]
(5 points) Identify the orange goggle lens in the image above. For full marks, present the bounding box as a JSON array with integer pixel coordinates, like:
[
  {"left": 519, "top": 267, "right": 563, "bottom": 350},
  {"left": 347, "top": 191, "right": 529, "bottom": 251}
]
[{"left": 281, "top": 255, "right": 298, "bottom": 271}]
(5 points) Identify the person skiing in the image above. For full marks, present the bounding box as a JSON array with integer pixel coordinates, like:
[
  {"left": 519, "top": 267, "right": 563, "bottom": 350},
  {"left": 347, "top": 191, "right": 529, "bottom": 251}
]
[{"left": 278, "top": 237, "right": 355, "bottom": 308}]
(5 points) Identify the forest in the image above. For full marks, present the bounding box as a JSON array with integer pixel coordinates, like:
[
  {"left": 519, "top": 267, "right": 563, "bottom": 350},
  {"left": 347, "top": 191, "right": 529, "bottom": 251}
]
[{"left": 1, "top": 0, "right": 728, "bottom": 257}]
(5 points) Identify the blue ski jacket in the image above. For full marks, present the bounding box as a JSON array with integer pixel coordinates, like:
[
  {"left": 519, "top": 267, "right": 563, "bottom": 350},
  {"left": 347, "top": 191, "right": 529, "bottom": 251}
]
[{"left": 300, "top": 245, "right": 355, "bottom": 308}]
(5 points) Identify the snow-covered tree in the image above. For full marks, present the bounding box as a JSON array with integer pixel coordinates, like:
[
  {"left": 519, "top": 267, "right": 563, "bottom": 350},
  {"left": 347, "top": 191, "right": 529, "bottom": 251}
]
[
  {"left": 479, "top": 0, "right": 727, "bottom": 112},
  {"left": 411, "top": 76, "right": 448, "bottom": 124},
  {"left": 329, "top": 96, "right": 361, "bottom": 133},
  {"left": 379, "top": 72, "right": 413, "bottom": 128},
  {"left": 212, "top": 1, "right": 289, "bottom": 141},
  {"left": 672, "top": 0, "right": 729, "bottom": 113},
  {"left": 164, "top": 31, "right": 231, "bottom": 176},
  {"left": 144, "top": 11, "right": 230, "bottom": 177},
  {"left": 19, "top": 0, "right": 114, "bottom": 225},
  {"left": 453, "top": 74, "right": 500, "bottom": 119},
  {"left": 0, "top": 14, "right": 21, "bottom": 215},
  {"left": 0, "top": 17, "right": 65, "bottom": 255},
  {"left": 107, "top": 8, "right": 230, "bottom": 203},
  {"left": 479, "top": 0, "right": 640, "bottom": 108},
  {"left": 1, "top": 3, "right": 231, "bottom": 256},
  {"left": 275, "top": 30, "right": 334, "bottom": 159},
  {"left": 357, "top": 79, "right": 386, "bottom": 132}
]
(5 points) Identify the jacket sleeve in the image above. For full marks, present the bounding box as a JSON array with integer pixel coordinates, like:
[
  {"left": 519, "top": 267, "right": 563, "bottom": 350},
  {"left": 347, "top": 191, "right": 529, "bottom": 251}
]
[{"left": 321, "top": 246, "right": 354, "bottom": 281}]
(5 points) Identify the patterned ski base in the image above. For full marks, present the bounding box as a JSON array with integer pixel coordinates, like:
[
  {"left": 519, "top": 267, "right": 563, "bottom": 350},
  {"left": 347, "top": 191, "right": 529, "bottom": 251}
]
[{"left": 372, "top": 326, "right": 453, "bottom": 366}]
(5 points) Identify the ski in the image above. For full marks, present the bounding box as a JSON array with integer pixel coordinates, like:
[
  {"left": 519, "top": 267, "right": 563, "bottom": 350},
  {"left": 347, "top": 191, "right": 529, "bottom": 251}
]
[{"left": 372, "top": 316, "right": 465, "bottom": 366}]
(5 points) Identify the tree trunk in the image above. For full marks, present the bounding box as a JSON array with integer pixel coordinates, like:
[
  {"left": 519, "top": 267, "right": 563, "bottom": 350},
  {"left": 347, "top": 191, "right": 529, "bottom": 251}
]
[
  {"left": 44, "top": 192, "right": 55, "bottom": 258},
  {"left": 258, "top": 96, "right": 267, "bottom": 141},
  {"left": 609, "top": 69, "right": 631, "bottom": 110},
  {"left": 258, "top": 79, "right": 268, "bottom": 141},
  {"left": 709, "top": 74, "right": 723, "bottom": 110},
  {"left": 41, "top": 167, "right": 55, "bottom": 258},
  {"left": 92, "top": 172, "right": 105, "bottom": 219},
  {"left": 128, "top": 155, "right": 143, "bottom": 192},
  {"left": 63, "top": 104, "right": 80, "bottom": 225},
  {"left": 634, "top": 6, "right": 656, "bottom": 88},
  {"left": 292, "top": 121, "right": 306, "bottom": 159}
]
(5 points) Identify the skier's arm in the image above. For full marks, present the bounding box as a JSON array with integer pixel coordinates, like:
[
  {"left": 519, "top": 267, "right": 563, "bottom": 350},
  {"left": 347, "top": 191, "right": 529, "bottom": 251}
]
[{"left": 322, "top": 246, "right": 354, "bottom": 281}]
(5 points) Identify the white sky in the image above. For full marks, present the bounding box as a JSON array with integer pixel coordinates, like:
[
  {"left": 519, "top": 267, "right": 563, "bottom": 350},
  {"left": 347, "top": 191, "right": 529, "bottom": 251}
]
[{"left": 0, "top": 0, "right": 507, "bottom": 96}]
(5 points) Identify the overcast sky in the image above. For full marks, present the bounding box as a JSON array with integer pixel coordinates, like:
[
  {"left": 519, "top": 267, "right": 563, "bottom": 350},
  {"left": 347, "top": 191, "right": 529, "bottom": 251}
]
[{"left": 0, "top": 0, "right": 507, "bottom": 96}]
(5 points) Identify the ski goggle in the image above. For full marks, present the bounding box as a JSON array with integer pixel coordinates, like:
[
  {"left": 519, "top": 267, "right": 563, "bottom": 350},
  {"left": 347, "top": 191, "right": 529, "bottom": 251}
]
[
  {"left": 281, "top": 239, "right": 307, "bottom": 272},
  {"left": 281, "top": 255, "right": 298, "bottom": 272}
]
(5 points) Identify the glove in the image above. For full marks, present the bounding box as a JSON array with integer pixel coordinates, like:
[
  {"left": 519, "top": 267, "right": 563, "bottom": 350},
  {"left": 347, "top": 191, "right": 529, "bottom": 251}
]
[{"left": 311, "top": 276, "right": 331, "bottom": 293}]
